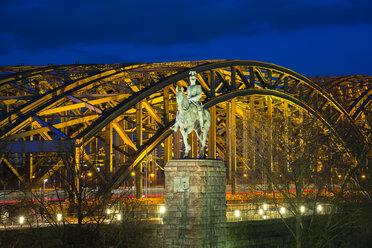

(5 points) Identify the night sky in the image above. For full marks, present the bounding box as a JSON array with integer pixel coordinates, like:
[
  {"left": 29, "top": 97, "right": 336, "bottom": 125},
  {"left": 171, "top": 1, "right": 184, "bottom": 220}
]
[{"left": 0, "top": 0, "right": 371, "bottom": 76}]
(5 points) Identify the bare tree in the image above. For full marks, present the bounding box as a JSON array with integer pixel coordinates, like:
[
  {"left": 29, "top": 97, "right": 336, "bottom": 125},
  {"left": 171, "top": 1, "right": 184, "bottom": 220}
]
[
  {"left": 0, "top": 144, "right": 161, "bottom": 248},
  {"left": 236, "top": 112, "right": 370, "bottom": 248}
]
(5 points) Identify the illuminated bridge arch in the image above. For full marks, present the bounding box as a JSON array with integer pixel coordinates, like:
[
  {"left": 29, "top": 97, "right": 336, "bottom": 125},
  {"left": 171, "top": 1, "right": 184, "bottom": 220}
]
[
  {"left": 310, "top": 74, "right": 372, "bottom": 140},
  {"left": 88, "top": 61, "right": 368, "bottom": 192},
  {"left": 0, "top": 60, "right": 369, "bottom": 192}
]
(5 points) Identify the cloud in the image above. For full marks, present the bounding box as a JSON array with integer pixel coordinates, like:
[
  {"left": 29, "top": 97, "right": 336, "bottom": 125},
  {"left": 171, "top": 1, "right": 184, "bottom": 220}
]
[
  {"left": 1, "top": 24, "right": 371, "bottom": 76},
  {"left": 0, "top": 0, "right": 371, "bottom": 52}
]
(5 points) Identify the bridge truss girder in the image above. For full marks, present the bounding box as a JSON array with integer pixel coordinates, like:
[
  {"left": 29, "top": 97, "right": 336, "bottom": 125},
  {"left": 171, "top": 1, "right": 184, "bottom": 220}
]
[{"left": 0, "top": 60, "right": 370, "bottom": 194}]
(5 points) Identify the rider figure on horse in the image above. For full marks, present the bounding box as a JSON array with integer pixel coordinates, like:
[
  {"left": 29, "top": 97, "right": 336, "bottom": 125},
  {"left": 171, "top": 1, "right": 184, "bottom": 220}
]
[
  {"left": 187, "top": 71, "right": 204, "bottom": 127},
  {"left": 171, "top": 71, "right": 211, "bottom": 158}
]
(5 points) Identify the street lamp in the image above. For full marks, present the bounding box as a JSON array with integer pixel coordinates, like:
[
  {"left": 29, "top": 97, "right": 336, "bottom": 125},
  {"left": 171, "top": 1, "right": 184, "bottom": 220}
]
[
  {"left": 116, "top": 213, "right": 121, "bottom": 221},
  {"left": 159, "top": 206, "right": 166, "bottom": 214},
  {"left": 43, "top": 179, "right": 48, "bottom": 191},
  {"left": 317, "top": 204, "right": 323, "bottom": 213},
  {"left": 300, "top": 205, "right": 306, "bottom": 214},
  {"left": 159, "top": 205, "right": 166, "bottom": 224},
  {"left": 280, "top": 207, "right": 286, "bottom": 214},
  {"left": 263, "top": 203, "right": 268, "bottom": 211},
  {"left": 19, "top": 216, "right": 25, "bottom": 226},
  {"left": 43, "top": 178, "right": 48, "bottom": 201},
  {"left": 234, "top": 210, "right": 240, "bottom": 218}
]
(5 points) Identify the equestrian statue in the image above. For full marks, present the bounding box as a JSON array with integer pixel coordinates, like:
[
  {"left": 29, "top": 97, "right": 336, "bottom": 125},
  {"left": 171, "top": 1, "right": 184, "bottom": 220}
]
[{"left": 171, "top": 71, "right": 211, "bottom": 158}]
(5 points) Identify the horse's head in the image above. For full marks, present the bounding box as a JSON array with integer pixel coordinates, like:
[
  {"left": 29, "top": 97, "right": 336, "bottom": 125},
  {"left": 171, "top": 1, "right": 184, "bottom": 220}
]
[{"left": 175, "top": 87, "right": 188, "bottom": 111}]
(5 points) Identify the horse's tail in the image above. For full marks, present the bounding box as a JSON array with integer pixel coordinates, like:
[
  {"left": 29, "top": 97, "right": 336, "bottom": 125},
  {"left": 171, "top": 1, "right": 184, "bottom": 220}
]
[{"left": 203, "top": 108, "right": 211, "bottom": 129}]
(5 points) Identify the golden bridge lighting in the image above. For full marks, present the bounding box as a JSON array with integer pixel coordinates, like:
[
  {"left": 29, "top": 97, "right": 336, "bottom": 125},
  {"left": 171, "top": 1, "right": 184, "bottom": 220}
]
[
  {"left": 0, "top": 59, "right": 370, "bottom": 247},
  {"left": 0, "top": 60, "right": 368, "bottom": 203}
]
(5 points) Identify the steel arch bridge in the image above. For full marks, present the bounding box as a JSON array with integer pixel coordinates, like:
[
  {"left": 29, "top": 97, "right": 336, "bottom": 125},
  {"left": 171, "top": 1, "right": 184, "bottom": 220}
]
[{"left": 0, "top": 60, "right": 370, "bottom": 195}]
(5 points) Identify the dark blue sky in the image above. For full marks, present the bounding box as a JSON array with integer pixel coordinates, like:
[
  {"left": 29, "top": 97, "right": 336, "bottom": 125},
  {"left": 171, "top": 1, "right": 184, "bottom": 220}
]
[{"left": 0, "top": 0, "right": 371, "bottom": 76}]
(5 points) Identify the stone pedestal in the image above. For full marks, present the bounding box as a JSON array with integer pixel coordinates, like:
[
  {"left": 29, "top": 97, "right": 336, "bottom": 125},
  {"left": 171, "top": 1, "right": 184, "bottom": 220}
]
[{"left": 163, "top": 159, "right": 226, "bottom": 247}]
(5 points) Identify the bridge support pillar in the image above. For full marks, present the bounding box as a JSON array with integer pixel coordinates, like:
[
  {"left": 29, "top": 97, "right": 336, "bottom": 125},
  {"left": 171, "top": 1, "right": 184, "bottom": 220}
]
[
  {"left": 227, "top": 99, "right": 237, "bottom": 194},
  {"left": 163, "top": 159, "right": 226, "bottom": 247},
  {"left": 104, "top": 123, "right": 113, "bottom": 180},
  {"left": 208, "top": 106, "right": 216, "bottom": 159},
  {"left": 136, "top": 102, "right": 143, "bottom": 198}
]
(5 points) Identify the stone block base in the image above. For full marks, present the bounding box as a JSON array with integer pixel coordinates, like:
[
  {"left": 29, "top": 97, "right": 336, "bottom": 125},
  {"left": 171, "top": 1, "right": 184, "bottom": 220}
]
[{"left": 163, "top": 159, "right": 226, "bottom": 247}]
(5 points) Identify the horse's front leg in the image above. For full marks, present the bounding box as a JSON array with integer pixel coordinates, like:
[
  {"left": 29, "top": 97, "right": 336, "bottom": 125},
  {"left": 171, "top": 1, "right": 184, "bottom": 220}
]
[
  {"left": 171, "top": 112, "right": 180, "bottom": 131},
  {"left": 198, "top": 110, "right": 211, "bottom": 158},
  {"left": 198, "top": 130, "right": 208, "bottom": 158},
  {"left": 181, "top": 129, "right": 191, "bottom": 158}
]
